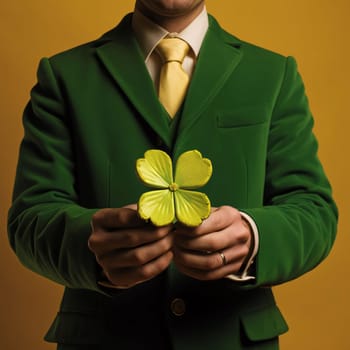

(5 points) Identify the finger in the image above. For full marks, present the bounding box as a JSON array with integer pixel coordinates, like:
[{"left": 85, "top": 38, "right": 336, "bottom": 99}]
[
  {"left": 175, "top": 253, "right": 246, "bottom": 281},
  {"left": 92, "top": 208, "right": 144, "bottom": 231},
  {"left": 176, "top": 206, "right": 240, "bottom": 236},
  {"left": 175, "top": 221, "right": 250, "bottom": 252},
  {"left": 123, "top": 203, "right": 138, "bottom": 210},
  {"left": 89, "top": 225, "right": 172, "bottom": 254},
  {"left": 106, "top": 250, "right": 173, "bottom": 288},
  {"left": 98, "top": 235, "right": 174, "bottom": 269},
  {"left": 175, "top": 261, "right": 242, "bottom": 281},
  {"left": 175, "top": 229, "right": 231, "bottom": 252},
  {"left": 173, "top": 245, "right": 249, "bottom": 271}
]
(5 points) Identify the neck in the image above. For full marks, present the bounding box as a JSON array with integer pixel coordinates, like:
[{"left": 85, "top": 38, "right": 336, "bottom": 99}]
[{"left": 135, "top": 3, "right": 205, "bottom": 33}]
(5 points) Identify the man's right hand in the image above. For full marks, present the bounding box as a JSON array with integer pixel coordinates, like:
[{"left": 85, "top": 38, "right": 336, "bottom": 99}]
[{"left": 88, "top": 207, "right": 173, "bottom": 289}]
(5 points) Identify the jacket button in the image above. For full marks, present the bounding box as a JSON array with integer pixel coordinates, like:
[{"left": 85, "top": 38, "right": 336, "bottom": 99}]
[{"left": 170, "top": 298, "right": 186, "bottom": 316}]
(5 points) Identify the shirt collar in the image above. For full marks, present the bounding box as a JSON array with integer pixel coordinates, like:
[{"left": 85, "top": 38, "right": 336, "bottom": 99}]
[{"left": 132, "top": 6, "right": 209, "bottom": 62}]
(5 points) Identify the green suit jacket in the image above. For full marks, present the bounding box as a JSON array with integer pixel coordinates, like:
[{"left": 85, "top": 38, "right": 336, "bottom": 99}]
[{"left": 8, "top": 13, "right": 337, "bottom": 349}]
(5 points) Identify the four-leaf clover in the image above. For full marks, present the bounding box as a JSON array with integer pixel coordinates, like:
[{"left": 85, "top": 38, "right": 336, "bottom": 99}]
[{"left": 136, "top": 149, "right": 212, "bottom": 227}]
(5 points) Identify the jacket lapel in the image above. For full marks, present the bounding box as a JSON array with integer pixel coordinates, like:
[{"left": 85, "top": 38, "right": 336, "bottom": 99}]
[
  {"left": 95, "top": 14, "right": 243, "bottom": 150},
  {"left": 174, "top": 16, "right": 243, "bottom": 151},
  {"left": 95, "top": 15, "right": 172, "bottom": 147}
]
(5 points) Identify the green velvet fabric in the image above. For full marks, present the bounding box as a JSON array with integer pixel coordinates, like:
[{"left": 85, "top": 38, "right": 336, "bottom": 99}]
[{"left": 8, "top": 13, "right": 337, "bottom": 350}]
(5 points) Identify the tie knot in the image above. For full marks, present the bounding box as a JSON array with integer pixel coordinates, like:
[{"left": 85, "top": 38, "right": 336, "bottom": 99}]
[{"left": 157, "top": 38, "right": 190, "bottom": 64}]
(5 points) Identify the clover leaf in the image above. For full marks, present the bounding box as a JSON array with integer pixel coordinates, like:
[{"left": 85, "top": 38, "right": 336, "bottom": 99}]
[{"left": 136, "top": 149, "right": 212, "bottom": 227}]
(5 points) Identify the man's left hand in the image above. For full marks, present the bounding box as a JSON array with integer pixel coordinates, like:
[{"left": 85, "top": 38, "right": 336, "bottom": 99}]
[{"left": 173, "top": 206, "right": 252, "bottom": 280}]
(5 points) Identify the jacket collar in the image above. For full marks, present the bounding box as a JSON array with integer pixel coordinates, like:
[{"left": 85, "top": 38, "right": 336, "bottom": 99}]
[{"left": 95, "top": 14, "right": 243, "bottom": 150}]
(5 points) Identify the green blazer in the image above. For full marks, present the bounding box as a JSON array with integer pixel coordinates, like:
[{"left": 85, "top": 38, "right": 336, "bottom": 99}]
[{"left": 8, "top": 13, "right": 337, "bottom": 349}]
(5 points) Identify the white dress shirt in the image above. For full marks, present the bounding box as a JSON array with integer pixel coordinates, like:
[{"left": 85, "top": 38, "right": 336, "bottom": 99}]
[
  {"left": 132, "top": 7, "right": 208, "bottom": 88},
  {"left": 132, "top": 7, "right": 258, "bottom": 282}
]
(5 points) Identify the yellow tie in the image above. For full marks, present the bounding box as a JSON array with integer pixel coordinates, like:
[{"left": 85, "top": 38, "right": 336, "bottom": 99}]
[{"left": 157, "top": 38, "right": 190, "bottom": 117}]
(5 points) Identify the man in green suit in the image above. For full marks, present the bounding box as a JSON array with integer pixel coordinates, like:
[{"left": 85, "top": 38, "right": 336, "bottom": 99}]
[{"left": 8, "top": 0, "right": 338, "bottom": 349}]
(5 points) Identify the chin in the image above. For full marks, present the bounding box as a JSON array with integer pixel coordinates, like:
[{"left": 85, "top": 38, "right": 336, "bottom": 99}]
[{"left": 139, "top": 0, "right": 204, "bottom": 17}]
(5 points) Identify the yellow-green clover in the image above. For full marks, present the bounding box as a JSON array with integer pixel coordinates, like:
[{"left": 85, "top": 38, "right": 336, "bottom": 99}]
[{"left": 136, "top": 149, "right": 212, "bottom": 227}]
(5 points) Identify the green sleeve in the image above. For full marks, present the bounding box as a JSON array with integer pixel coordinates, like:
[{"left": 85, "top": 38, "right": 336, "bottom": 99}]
[
  {"left": 243, "top": 57, "right": 338, "bottom": 286},
  {"left": 8, "top": 58, "right": 101, "bottom": 293}
]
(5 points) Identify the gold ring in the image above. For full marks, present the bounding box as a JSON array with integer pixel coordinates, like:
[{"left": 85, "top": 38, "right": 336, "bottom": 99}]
[{"left": 218, "top": 251, "right": 227, "bottom": 266}]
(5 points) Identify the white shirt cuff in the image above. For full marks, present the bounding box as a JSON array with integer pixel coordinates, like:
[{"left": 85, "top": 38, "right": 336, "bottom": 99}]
[{"left": 225, "top": 211, "right": 259, "bottom": 282}]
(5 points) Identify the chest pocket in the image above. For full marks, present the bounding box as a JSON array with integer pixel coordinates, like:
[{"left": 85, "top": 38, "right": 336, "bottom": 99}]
[{"left": 217, "top": 106, "right": 269, "bottom": 128}]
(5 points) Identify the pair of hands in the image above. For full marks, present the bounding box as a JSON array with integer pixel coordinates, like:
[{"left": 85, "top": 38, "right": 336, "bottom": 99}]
[{"left": 88, "top": 205, "right": 252, "bottom": 289}]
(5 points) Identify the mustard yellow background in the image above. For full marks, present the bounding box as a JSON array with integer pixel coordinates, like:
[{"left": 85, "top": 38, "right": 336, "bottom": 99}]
[{"left": 1, "top": 1, "right": 349, "bottom": 349}]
